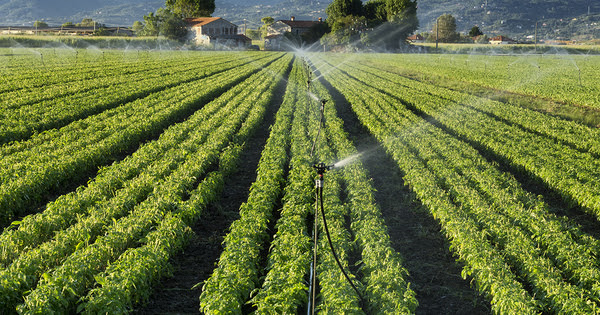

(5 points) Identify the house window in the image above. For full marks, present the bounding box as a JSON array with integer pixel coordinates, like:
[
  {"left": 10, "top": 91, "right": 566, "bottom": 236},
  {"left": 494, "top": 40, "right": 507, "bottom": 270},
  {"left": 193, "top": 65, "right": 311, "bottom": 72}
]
[{"left": 224, "top": 28, "right": 228, "bottom": 35}]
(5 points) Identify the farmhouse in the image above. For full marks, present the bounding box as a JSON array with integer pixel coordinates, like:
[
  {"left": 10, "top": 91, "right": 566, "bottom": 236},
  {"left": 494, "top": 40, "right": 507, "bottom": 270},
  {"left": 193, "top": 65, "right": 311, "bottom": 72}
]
[
  {"left": 268, "top": 16, "right": 323, "bottom": 37},
  {"left": 264, "top": 16, "right": 323, "bottom": 50},
  {"left": 489, "top": 35, "right": 516, "bottom": 45},
  {"left": 187, "top": 17, "right": 251, "bottom": 48}
]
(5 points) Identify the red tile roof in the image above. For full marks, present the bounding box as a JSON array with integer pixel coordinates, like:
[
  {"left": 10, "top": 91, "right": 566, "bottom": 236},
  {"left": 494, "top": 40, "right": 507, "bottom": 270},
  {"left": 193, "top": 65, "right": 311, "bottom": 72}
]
[{"left": 186, "top": 17, "right": 223, "bottom": 27}]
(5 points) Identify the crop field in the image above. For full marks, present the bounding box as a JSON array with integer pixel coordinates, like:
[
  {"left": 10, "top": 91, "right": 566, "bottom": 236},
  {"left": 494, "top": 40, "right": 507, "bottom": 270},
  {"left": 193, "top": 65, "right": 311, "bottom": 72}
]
[{"left": 0, "top": 48, "right": 600, "bottom": 314}]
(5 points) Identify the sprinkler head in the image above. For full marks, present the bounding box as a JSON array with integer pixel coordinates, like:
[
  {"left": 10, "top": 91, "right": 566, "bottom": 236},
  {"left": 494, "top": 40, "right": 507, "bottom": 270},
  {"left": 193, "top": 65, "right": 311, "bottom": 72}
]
[
  {"left": 320, "top": 99, "right": 327, "bottom": 111},
  {"left": 313, "top": 162, "right": 333, "bottom": 175}
]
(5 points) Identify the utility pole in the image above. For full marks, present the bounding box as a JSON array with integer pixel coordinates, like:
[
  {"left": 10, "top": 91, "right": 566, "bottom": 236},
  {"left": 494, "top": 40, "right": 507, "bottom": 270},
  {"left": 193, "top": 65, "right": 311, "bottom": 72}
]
[
  {"left": 535, "top": 21, "right": 538, "bottom": 52},
  {"left": 435, "top": 19, "right": 439, "bottom": 51}
]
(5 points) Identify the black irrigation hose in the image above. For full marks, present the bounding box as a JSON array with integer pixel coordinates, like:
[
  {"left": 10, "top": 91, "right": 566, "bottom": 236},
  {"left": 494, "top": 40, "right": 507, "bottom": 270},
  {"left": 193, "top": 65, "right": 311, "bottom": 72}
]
[
  {"left": 317, "top": 184, "right": 365, "bottom": 308},
  {"left": 306, "top": 60, "right": 365, "bottom": 313}
]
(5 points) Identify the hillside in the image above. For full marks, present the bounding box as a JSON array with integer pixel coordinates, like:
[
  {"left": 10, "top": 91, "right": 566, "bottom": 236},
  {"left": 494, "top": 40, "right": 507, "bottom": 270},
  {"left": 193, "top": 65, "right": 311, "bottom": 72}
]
[
  {"left": 418, "top": 0, "right": 600, "bottom": 40},
  {"left": 0, "top": 0, "right": 598, "bottom": 40}
]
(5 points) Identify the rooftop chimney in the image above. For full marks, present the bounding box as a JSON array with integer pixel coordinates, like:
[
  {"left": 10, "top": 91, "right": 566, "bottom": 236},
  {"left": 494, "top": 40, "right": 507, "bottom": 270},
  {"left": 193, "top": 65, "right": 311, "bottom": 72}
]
[{"left": 290, "top": 16, "right": 295, "bottom": 21}]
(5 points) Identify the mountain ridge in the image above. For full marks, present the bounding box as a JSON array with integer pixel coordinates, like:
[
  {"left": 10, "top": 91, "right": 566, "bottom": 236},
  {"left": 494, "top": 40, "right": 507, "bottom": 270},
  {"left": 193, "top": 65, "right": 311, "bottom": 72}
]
[{"left": 0, "top": 0, "right": 597, "bottom": 40}]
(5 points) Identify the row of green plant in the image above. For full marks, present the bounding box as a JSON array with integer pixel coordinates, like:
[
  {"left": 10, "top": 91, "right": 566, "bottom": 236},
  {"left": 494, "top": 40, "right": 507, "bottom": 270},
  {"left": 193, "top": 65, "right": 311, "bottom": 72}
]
[
  {"left": 0, "top": 49, "right": 213, "bottom": 93},
  {"left": 335, "top": 57, "right": 600, "bottom": 220},
  {"left": 317, "top": 58, "right": 600, "bottom": 313},
  {"left": 0, "top": 37, "right": 183, "bottom": 50},
  {"left": 301, "top": 65, "right": 363, "bottom": 313},
  {"left": 0, "top": 52, "right": 283, "bottom": 227},
  {"left": 357, "top": 53, "right": 600, "bottom": 109},
  {"left": 0, "top": 54, "right": 262, "bottom": 144},
  {"left": 0, "top": 50, "right": 218, "bottom": 94},
  {"left": 341, "top": 59, "right": 600, "bottom": 156},
  {"left": 370, "top": 61, "right": 600, "bottom": 217},
  {"left": 309, "top": 69, "right": 419, "bottom": 314},
  {"left": 78, "top": 55, "right": 293, "bottom": 313},
  {"left": 5, "top": 54, "right": 292, "bottom": 314},
  {"left": 247, "top": 60, "right": 317, "bottom": 313},
  {"left": 201, "top": 56, "right": 418, "bottom": 313},
  {"left": 0, "top": 55, "right": 282, "bottom": 269},
  {"left": 199, "top": 59, "right": 295, "bottom": 312}
]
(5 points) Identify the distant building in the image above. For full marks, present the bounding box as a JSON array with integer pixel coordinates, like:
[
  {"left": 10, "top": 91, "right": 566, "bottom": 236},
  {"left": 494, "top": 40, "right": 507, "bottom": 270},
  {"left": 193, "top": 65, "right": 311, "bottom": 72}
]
[
  {"left": 489, "top": 35, "right": 516, "bottom": 45},
  {"left": 264, "top": 16, "right": 323, "bottom": 50},
  {"left": 407, "top": 34, "right": 425, "bottom": 43},
  {"left": 268, "top": 16, "right": 323, "bottom": 37},
  {"left": 187, "top": 17, "right": 251, "bottom": 48}
]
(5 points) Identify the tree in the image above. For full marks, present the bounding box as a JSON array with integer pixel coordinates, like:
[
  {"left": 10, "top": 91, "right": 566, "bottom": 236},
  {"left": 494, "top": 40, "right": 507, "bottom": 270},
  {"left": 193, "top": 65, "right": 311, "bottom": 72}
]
[
  {"left": 77, "top": 18, "right": 103, "bottom": 28},
  {"left": 158, "top": 9, "right": 188, "bottom": 40},
  {"left": 364, "top": 0, "right": 387, "bottom": 24},
  {"left": 359, "top": 0, "right": 418, "bottom": 50},
  {"left": 93, "top": 28, "right": 110, "bottom": 36},
  {"left": 33, "top": 21, "right": 48, "bottom": 28},
  {"left": 139, "top": 8, "right": 188, "bottom": 40},
  {"left": 246, "top": 29, "right": 261, "bottom": 40},
  {"left": 165, "top": 0, "right": 215, "bottom": 18},
  {"left": 260, "top": 16, "right": 275, "bottom": 38},
  {"left": 140, "top": 12, "right": 160, "bottom": 36},
  {"left": 132, "top": 21, "right": 144, "bottom": 34},
  {"left": 469, "top": 25, "right": 483, "bottom": 37},
  {"left": 302, "top": 21, "right": 330, "bottom": 44},
  {"left": 62, "top": 22, "right": 74, "bottom": 27},
  {"left": 325, "top": 0, "right": 363, "bottom": 24},
  {"left": 433, "top": 14, "right": 459, "bottom": 43}
]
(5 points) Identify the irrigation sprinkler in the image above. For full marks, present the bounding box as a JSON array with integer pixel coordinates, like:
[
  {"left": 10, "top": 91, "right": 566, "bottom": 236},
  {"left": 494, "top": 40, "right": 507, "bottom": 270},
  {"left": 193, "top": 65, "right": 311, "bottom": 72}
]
[{"left": 308, "top": 161, "right": 364, "bottom": 315}]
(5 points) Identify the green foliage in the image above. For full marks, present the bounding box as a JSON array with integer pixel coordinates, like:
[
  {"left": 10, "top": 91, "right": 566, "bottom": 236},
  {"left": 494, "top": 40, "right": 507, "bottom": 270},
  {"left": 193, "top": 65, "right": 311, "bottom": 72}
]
[
  {"left": 325, "top": 0, "right": 364, "bottom": 23},
  {"left": 33, "top": 20, "right": 48, "bottom": 28},
  {"left": 302, "top": 22, "right": 331, "bottom": 44},
  {"left": 132, "top": 20, "right": 144, "bottom": 33},
  {"left": 139, "top": 8, "right": 188, "bottom": 40},
  {"left": 76, "top": 18, "right": 103, "bottom": 28},
  {"left": 61, "top": 22, "right": 74, "bottom": 27},
  {"left": 245, "top": 28, "right": 261, "bottom": 40},
  {"left": 432, "top": 13, "right": 459, "bottom": 43},
  {"left": 93, "top": 28, "right": 110, "bottom": 36},
  {"left": 325, "top": 0, "right": 418, "bottom": 50},
  {"left": 469, "top": 25, "right": 483, "bottom": 37},
  {"left": 165, "top": 0, "right": 215, "bottom": 18},
  {"left": 318, "top": 52, "right": 600, "bottom": 313},
  {"left": 364, "top": 0, "right": 387, "bottom": 23},
  {"left": 260, "top": 16, "right": 275, "bottom": 38}
]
